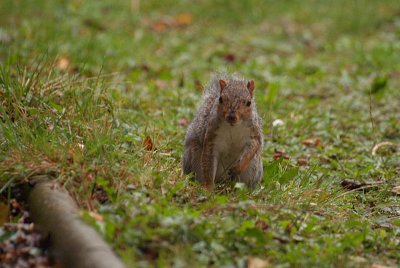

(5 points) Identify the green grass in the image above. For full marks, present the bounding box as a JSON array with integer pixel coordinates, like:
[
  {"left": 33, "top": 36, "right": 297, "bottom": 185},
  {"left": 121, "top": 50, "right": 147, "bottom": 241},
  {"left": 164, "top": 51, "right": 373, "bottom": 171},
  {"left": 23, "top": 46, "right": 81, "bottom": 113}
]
[{"left": 1, "top": 0, "right": 400, "bottom": 267}]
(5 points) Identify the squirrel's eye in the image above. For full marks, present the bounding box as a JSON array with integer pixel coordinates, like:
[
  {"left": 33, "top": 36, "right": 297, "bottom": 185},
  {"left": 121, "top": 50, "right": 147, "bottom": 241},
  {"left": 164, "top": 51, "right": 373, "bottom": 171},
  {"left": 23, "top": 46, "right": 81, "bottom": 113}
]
[
  {"left": 246, "top": 101, "right": 251, "bottom": 106},
  {"left": 219, "top": 97, "right": 223, "bottom": 103}
]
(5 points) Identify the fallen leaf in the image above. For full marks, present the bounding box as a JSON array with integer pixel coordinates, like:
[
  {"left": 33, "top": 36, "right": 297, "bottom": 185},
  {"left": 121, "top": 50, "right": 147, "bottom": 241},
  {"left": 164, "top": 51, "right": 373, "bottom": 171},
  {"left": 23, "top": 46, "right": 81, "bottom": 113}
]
[
  {"left": 273, "top": 149, "right": 290, "bottom": 160},
  {"left": 151, "top": 20, "right": 169, "bottom": 32},
  {"left": 303, "top": 138, "right": 322, "bottom": 147},
  {"left": 143, "top": 135, "right": 154, "bottom": 151},
  {"left": 1, "top": 207, "right": 51, "bottom": 266},
  {"left": 223, "top": 53, "right": 236, "bottom": 63},
  {"left": 297, "top": 157, "right": 309, "bottom": 166},
  {"left": 248, "top": 257, "right": 270, "bottom": 268},
  {"left": 174, "top": 13, "right": 193, "bottom": 26},
  {"left": 150, "top": 13, "right": 193, "bottom": 32}
]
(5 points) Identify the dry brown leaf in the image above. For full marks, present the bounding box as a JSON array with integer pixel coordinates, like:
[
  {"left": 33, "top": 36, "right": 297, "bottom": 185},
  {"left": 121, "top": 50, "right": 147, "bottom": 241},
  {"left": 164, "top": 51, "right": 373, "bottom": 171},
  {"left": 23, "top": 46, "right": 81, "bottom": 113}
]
[
  {"left": 273, "top": 149, "right": 290, "bottom": 160},
  {"left": 303, "top": 138, "right": 322, "bottom": 147},
  {"left": 248, "top": 257, "right": 270, "bottom": 268},
  {"left": 174, "top": 13, "right": 193, "bottom": 26},
  {"left": 151, "top": 20, "right": 168, "bottom": 32},
  {"left": 143, "top": 135, "right": 154, "bottom": 151},
  {"left": 297, "top": 157, "right": 309, "bottom": 166},
  {"left": 1, "top": 209, "right": 51, "bottom": 266},
  {"left": 150, "top": 13, "right": 193, "bottom": 32},
  {"left": 223, "top": 53, "right": 236, "bottom": 63}
]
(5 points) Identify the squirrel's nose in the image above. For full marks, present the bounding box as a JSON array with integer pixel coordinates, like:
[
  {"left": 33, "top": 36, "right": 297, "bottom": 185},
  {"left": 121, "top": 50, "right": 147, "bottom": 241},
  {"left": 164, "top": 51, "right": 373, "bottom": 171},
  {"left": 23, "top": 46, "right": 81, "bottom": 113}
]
[{"left": 228, "top": 111, "right": 236, "bottom": 122}]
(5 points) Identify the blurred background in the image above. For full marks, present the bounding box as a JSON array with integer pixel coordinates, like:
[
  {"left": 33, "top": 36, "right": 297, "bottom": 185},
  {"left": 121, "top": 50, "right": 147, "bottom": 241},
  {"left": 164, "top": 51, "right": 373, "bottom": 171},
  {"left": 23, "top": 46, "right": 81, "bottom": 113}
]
[{"left": 1, "top": 0, "right": 400, "bottom": 77}]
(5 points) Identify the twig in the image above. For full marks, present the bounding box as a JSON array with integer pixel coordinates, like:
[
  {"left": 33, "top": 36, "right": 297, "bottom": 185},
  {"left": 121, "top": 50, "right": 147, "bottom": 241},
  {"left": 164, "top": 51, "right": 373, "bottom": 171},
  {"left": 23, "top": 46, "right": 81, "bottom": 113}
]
[{"left": 371, "top": 141, "right": 399, "bottom": 156}]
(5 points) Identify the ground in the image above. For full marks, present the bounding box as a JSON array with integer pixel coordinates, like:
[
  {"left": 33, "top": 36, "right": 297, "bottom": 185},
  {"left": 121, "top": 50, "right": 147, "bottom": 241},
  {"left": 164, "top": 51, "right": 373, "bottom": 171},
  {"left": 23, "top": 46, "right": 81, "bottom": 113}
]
[{"left": 0, "top": 0, "right": 399, "bottom": 267}]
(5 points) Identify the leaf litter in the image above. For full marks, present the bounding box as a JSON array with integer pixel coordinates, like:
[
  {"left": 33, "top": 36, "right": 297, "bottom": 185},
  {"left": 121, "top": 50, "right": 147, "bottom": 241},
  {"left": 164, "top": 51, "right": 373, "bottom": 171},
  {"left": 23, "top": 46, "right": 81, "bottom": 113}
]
[{"left": 0, "top": 196, "right": 54, "bottom": 267}]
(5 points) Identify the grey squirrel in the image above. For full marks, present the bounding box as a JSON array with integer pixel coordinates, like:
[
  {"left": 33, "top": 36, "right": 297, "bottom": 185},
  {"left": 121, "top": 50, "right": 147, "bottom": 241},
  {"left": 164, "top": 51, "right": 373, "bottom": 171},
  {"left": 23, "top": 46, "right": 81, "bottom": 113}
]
[{"left": 183, "top": 74, "right": 264, "bottom": 190}]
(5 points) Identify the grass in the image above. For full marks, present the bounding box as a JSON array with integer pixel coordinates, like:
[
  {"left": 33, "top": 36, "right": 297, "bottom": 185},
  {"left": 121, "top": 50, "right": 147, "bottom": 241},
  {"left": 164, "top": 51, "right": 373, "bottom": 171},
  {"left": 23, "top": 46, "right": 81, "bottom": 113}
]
[{"left": 1, "top": 0, "right": 400, "bottom": 267}]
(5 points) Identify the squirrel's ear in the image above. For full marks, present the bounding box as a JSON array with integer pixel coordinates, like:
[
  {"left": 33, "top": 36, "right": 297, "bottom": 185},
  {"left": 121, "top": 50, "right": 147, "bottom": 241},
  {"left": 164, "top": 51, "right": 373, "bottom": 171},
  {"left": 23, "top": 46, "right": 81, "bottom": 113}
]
[
  {"left": 247, "top": 80, "right": 255, "bottom": 97},
  {"left": 219, "top": 79, "right": 227, "bottom": 93}
]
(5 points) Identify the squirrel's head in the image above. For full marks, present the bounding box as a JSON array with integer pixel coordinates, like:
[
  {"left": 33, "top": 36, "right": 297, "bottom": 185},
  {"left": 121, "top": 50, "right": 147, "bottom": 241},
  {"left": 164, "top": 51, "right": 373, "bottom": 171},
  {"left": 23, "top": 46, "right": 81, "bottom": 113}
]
[{"left": 217, "top": 79, "right": 255, "bottom": 126}]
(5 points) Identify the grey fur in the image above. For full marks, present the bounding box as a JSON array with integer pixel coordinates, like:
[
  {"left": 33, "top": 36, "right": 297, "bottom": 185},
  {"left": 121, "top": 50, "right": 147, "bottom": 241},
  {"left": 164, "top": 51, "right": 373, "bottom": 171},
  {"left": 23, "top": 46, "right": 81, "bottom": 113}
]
[{"left": 183, "top": 73, "right": 264, "bottom": 189}]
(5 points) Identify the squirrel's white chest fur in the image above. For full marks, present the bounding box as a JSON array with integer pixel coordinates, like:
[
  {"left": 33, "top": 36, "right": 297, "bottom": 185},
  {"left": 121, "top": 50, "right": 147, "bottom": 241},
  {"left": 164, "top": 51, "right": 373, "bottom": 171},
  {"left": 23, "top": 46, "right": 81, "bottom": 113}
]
[{"left": 213, "top": 120, "right": 250, "bottom": 176}]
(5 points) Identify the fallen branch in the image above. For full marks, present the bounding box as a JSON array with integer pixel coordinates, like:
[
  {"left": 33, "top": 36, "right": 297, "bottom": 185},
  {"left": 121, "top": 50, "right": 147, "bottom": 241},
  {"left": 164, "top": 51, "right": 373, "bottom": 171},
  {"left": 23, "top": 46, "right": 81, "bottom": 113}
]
[{"left": 28, "top": 181, "right": 125, "bottom": 268}]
